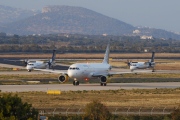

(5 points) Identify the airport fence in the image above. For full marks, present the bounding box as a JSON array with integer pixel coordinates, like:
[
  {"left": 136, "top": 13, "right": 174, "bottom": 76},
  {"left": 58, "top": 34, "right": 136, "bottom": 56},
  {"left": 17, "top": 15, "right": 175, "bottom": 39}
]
[{"left": 38, "top": 106, "right": 177, "bottom": 116}]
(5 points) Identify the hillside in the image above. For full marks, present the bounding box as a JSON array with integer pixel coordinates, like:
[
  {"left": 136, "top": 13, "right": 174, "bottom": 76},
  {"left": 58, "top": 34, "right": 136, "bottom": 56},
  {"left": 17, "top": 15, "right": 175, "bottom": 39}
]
[
  {"left": 0, "top": 5, "right": 40, "bottom": 25},
  {"left": 0, "top": 5, "right": 180, "bottom": 39},
  {"left": 136, "top": 27, "right": 180, "bottom": 40},
  {"left": 0, "top": 5, "right": 135, "bottom": 35}
]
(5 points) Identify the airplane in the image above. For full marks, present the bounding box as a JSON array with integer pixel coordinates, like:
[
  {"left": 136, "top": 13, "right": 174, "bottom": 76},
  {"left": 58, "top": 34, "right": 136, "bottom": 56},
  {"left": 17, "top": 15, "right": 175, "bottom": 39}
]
[
  {"left": 127, "top": 52, "right": 155, "bottom": 72},
  {"left": 3, "top": 50, "right": 60, "bottom": 72},
  {"left": 35, "top": 42, "right": 136, "bottom": 86},
  {"left": 26, "top": 50, "right": 56, "bottom": 72}
]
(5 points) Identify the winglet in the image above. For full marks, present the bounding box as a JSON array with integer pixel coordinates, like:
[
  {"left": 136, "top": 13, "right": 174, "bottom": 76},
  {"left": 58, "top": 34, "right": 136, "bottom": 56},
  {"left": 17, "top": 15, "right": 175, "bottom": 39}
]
[{"left": 102, "top": 41, "right": 110, "bottom": 64}]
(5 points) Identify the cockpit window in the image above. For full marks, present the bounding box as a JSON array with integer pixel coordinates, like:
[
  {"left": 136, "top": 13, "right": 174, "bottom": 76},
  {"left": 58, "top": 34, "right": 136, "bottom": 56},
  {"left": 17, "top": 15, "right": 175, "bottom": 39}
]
[
  {"left": 68, "top": 67, "right": 80, "bottom": 70},
  {"left": 131, "top": 64, "right": 136, "bottom": 66}
]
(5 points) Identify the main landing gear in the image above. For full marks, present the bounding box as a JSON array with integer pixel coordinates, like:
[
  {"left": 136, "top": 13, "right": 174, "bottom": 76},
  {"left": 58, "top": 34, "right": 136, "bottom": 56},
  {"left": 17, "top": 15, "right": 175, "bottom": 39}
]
[
  {"left": 100, "top": 83, "right": 107, "bottom": 86},
  {"left": 73, "top": 81, "right": 79, "bottom": 86},
  {"left": 152, "top": 68, "right": 155, "bottom": 72}
]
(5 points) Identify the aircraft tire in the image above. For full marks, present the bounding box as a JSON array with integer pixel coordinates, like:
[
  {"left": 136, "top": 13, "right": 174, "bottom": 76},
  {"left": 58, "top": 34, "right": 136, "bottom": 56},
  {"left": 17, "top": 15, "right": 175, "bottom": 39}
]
[
  {"left": 73, "top": 81, "right": 79, "bottom": 86},
  {"left": 104, "top": 83, "right": 107, "bottom": 86},
  {"left": 77, "top": 81, "right": 79, "bottom": 85},
  {"left": 100, "top": 83, "right": 103, "bottom": 86}
]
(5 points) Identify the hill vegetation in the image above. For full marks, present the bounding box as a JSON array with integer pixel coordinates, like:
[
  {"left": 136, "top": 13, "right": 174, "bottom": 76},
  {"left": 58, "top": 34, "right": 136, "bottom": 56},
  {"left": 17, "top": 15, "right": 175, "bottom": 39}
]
[
  {"left": 0, "top": 34, "right": 179, "bottom": 53},
  {"left": 0, "top": 5, "right": 135, "bottom": 36},
  {"left": 0, "top": 5, "right": 40, "bottom": 25},
  {"left": 0, "top": 5, "right": 180, "bottom": 39}
]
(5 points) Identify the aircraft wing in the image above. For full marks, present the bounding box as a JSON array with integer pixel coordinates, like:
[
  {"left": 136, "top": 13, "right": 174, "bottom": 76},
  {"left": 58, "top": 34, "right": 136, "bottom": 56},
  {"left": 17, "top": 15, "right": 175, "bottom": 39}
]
[
  {"left": 34, "top": 68, "right": 67, "bottom": 74},
  {"left": 91, "top": 69, "right": 155, "bottom": 77},
  {"left": 3, "top": 59, "right": 20, "bottom": 62},
  {"left": 108, "top": 71, "right": 137, "bottom": 75},
  {"left": 91, "top": 71, "right": 136, "bottom": 77}
]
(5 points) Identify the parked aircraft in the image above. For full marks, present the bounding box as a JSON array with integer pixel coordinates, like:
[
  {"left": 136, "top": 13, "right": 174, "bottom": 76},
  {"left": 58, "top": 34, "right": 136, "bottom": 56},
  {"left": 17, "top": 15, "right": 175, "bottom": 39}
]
[
  {"left": 35, "top": 42, "right": 135, "bottom": 86},
  {"left": 26, "top": 50, "right": 56, "bottom": 72},
  {"left": 127, "top": 52, "right": 155, "bottom": 72}
]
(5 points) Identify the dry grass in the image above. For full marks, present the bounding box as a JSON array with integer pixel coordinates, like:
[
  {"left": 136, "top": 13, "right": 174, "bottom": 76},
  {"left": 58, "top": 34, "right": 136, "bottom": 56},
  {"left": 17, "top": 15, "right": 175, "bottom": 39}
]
[
  {"left": 1, "top": 88, "right": 180, "bottom": 109},
  {"left": 0, "top": 54, "right": 179, "bottom": 109},
  {"left": 0, "top": 53, "right": 180, "bottom": 59}
]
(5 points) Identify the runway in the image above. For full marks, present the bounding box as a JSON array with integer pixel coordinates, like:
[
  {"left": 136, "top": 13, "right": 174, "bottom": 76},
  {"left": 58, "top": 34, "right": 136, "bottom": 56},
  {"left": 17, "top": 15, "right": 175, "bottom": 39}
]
[
  {"left": 1, "top": 82, "right": 180, "bottom": 92},
  {"left": 0, "top": 58, "right": 180, "bottom": 93}
]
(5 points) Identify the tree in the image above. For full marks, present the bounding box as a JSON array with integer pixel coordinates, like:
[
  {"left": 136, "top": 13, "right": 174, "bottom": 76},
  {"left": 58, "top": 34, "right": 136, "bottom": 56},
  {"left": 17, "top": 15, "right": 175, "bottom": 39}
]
[
  {"left": 171, "top": 108, "right": 180, "bottom": 120},
  {"left": 0, "top": 94, "right": 38, "bottom": 120},
  {"left": 83, "top": 100, "right": 112, "bottom": 120}
]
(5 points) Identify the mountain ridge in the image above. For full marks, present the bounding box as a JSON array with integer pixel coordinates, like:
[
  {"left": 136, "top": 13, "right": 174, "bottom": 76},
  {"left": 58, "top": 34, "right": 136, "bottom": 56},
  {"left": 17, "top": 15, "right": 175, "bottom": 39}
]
[
  {"left": 0, "top": 5, "right": 40, "bottom": 25},
  {"left": 0, "top": 5, "right": 180, "bottom": 39}
]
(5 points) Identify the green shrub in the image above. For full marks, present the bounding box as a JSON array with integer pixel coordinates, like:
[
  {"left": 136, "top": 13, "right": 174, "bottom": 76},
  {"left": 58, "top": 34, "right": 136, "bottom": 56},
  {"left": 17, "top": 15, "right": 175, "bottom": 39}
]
[
  {"left": 0, "top": 94, "right": 38, "bottom": 120},
  {"left": 83, "top": 100, "right": 112, "bottom": 120}
]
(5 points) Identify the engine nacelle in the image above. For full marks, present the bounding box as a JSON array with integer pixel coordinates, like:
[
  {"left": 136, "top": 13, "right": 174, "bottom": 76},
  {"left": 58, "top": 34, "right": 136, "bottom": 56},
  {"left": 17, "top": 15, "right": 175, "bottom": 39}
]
[
  {"left": 100, "top": 76, "right": 107, "bottom": 83},
  {"left": 58, "top": 74, "right": 69, "bottom": 83}
]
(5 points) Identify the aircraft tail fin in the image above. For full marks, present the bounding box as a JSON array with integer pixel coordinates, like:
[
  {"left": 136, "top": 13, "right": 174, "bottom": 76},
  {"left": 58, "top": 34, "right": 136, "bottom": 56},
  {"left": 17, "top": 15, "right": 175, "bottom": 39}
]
[
  {"left": 151, "top": 52, "right": 155, "bottom": 62},
  {"left": 102, "top": 42, "right": 110, "bottom": 64},
  {"left": 51, "top": 49, "right": 56, "bottom": 62},
  {"left": 47, "top": 50, "right": 56, "bottom": 69}
]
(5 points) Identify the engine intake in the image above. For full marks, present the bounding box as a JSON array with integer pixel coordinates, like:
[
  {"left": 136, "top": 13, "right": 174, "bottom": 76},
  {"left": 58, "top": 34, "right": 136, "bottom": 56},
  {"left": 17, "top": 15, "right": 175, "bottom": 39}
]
[
  {"left": 100, "top": 76, "right": 107, "bottom": 83},
  {"left": 58, "top": 75, "right": 69, "bottom": 83}
]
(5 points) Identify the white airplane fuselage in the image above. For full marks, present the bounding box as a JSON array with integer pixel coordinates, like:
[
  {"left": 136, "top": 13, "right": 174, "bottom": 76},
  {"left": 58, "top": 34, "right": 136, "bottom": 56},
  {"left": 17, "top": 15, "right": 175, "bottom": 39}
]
[
  {"left": 26, "top": 61, "right": 48, "bottom": 71},
  {"left": 67, "top": 63, "right": 111, "bottom": 80},
  {"left": 130, "top": 62, "right": 155, "bottom": 71}
]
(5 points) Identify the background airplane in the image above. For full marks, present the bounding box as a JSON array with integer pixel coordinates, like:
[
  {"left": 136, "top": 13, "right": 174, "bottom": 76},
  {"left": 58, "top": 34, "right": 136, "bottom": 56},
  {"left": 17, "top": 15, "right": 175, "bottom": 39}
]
[
  {"left": 26, "top": 50, "right": 56, "bottom": 72},
  {"left": 35, "top": 42, "right": 135, "bottom": 86},
  {"left": 126, "top": 52, "right": 155, "bottom": 72}
]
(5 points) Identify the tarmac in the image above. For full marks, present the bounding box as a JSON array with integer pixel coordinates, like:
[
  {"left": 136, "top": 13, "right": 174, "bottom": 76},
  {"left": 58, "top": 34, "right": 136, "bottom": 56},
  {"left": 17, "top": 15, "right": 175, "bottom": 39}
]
[
  {"left": 1, "top": 82, "right": 180, "bottom": 92},
  {"left": 0, "top": 58, "right": 180, "bottom": 92}
]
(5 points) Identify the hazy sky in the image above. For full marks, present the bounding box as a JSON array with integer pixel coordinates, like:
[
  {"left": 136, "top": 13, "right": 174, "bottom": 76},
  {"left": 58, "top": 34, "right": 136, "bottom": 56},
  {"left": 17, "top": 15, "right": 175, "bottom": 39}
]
[{"left": 1, "top": 0, "right": 180, "bottom": 32}]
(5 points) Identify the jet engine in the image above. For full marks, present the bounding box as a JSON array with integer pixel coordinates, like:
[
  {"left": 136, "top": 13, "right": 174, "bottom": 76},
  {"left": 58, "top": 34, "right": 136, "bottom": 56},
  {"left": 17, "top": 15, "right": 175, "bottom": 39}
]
[
  {"left": 100, "top": 76, "right": 108, "bottom": 86},
  {"left": 58, "top": 74, "right": 69, "bottom": 83}
]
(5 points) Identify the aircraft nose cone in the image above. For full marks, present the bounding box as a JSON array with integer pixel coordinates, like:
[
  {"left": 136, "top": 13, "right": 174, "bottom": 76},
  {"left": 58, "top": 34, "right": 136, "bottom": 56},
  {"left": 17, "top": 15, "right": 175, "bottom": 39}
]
[
  {"left": 130, "top": 66, "right": 135, "bottom": 70},
  {"left": 26, "top": 66, "right": 33, "bottom": 70},
  {"left": 68, "top": 70, "right": 74, "bottom": 78},
  {"left": 68, "top": 70, "right": 79, "bottom": 78}
]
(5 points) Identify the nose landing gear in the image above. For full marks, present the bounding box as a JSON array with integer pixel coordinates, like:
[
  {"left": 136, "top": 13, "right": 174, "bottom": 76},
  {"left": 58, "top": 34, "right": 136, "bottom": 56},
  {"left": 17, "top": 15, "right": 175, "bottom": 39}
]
[{"left": 73, "top": 81, "right": 79, "bottom": 86}]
